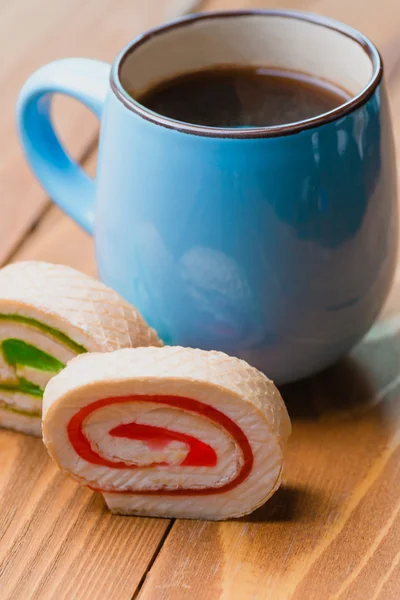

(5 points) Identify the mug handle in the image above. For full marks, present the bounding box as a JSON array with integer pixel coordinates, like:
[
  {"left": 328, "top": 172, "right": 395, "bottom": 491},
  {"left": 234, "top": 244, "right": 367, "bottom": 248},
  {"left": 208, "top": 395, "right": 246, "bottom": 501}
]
[{"left": 17, "top": 58, "right": 110, "bottom": 235}]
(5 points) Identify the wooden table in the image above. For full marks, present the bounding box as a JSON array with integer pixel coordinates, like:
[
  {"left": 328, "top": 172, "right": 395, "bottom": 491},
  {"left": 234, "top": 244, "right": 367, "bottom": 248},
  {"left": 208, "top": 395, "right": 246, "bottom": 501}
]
[{"left": 0, "top": 1, "right": 399, "bottom": 598}]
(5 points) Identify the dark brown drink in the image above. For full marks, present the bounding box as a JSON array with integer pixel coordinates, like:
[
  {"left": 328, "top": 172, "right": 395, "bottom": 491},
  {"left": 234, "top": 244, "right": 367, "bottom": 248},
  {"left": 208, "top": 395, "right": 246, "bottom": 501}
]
[{"left": 136, "top": 67, "right": 351, "bottom": 128}]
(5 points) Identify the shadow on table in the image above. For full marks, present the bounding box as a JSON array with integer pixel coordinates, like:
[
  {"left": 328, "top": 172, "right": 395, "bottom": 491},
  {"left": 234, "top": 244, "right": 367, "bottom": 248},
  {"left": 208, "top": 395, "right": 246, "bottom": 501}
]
[
  {"left": 237, "top": 484, "right": 329, "bottom": 523},
  {"left": 280, "top": 310, "right": 400, "bottom": 424},
  {"left": 237, "top": 311, "right": 400, "bottom": 524}
]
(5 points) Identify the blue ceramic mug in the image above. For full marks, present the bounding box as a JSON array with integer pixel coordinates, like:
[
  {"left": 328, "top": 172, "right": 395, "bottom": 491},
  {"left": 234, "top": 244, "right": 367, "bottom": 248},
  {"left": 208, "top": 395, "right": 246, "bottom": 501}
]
[{"left": 17, "top": 10, "right": 398, "bottom": 383}]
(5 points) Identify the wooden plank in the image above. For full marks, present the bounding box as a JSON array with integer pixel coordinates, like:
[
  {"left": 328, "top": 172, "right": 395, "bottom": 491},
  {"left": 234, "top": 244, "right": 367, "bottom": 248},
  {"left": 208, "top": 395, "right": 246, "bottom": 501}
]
[
  {"left": 10, "top": 152, "right": 98, "bottom": 273},
  {"left": 136, "top": 1, "right": 400, "bottom": 598},
  {"left": 0, "top": 433, "right": 171, "bottom": 600},
  {"left": 138, "top": 292, "right": 400, "bottom": 599},
  {"left": 0, "top": 139, "right": 172, "bottom": 600},
  {"left": 0, "top": 3, "right": 205, "bottom": 599},
  {"left": 0, "top": 0, "right": 200, "bottom": 264},
  {"left": 3, "top": 1, "right": 400, "bottom": 599}
]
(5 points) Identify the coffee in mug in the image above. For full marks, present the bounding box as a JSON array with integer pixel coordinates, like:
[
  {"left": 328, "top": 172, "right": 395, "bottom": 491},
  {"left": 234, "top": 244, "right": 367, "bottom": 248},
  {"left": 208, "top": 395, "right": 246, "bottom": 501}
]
[{"left": 135, "top": 67, "right": 351, "bottom": 128}]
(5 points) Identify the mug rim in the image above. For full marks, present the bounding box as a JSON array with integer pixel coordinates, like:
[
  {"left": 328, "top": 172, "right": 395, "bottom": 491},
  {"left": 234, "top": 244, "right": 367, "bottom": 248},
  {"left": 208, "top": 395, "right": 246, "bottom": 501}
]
[{"left": 110, "top": 9, "right": 383, "bottom": 139}]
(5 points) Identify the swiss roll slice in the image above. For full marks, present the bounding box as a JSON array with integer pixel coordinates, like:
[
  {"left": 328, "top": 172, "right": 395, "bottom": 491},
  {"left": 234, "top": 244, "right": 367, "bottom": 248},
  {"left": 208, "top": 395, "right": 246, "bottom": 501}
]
[
  {"left": 0, "top": 261, "right": 161, "bottom": 436},
  {"left": 43, "top": 346, "right": 291, "bottom": 520}
]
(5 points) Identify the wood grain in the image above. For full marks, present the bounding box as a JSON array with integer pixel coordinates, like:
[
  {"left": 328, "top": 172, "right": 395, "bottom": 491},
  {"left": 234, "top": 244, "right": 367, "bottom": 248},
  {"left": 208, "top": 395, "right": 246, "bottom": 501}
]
[
  {"left": 0, "top": 3, "right": 198, "bottom": 599},
  {"left": 136, "top": 1, "right": 400, "bottom": 599},
  {"left": 0, "top": 0, "right": 199, "bottom": 265},
  {"left": 10, "top": 153, "right": 98, "bottom": 274},
  {"left": 1, "top": 0, "right": 399, "bottom": 599},
  {"left": 0, "top": 433, "right": 170, "bottom": 600},
  {"left": 137, "top": 283, "right": 400, "bottom": 600},
  {"left": 0, "top": 148, "right": 176, "bottom": 600}
]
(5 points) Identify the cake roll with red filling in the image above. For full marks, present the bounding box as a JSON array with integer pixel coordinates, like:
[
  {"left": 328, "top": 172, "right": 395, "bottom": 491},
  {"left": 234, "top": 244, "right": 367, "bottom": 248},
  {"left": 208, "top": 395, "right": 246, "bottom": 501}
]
[{"left": 43, "top": 346, "right": 291, "bottom": 520}]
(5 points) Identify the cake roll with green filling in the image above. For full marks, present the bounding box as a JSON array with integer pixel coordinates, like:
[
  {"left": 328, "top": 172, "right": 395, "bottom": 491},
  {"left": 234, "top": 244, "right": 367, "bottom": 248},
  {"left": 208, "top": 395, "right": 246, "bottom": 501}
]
[{"left": 0, "top": 261, "right": 162, "bottom": 436}]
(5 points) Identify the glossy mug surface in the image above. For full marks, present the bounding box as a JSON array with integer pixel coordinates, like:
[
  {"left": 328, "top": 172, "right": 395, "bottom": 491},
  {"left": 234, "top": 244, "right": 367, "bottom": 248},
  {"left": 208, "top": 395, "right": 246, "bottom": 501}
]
[{"left": 17, "top": 11, "right": 398, "bottom": 383}]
